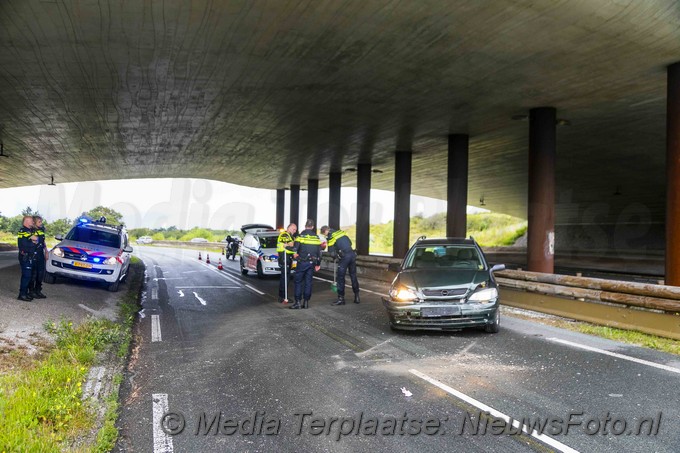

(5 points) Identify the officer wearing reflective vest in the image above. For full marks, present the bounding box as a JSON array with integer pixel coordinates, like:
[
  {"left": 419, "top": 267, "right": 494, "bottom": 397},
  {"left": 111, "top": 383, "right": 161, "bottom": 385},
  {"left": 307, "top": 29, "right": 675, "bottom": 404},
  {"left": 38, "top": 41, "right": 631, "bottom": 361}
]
[
  {"left": 288, "top": 219, "right": 322, "bottom": 309},
  {"left": 320, "top": 226, "right": 360, "bottom": 305},
  {"left": 28, "top": 215, "right": 48, "bottom": 299},
  {"left": 276, "top": 223, "right": 297, "bottom": 303},
  {"left": 17, "top": 216, "right": 38, "bottom": 301}
]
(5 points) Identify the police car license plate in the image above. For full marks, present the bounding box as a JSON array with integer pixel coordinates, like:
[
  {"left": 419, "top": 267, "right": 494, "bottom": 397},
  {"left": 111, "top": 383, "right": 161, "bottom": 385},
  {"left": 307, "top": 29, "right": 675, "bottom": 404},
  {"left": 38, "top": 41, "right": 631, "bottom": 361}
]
[
  {"left": 73, "top": 261, "right": 93, "bottom": 269},
  {"left": 421, "top": 306, "right": 461, "bottom": 317}
]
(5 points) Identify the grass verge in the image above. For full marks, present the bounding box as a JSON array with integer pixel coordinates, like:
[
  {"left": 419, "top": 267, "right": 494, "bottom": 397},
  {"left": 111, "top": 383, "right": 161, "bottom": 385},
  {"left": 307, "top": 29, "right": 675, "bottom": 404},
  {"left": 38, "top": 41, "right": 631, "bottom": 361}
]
[
  {"left": 0, "top": 256, "right": 143, "bottom": 452},
  {"left": 504, "top": 308, "right": 680, "bottom": 356}
]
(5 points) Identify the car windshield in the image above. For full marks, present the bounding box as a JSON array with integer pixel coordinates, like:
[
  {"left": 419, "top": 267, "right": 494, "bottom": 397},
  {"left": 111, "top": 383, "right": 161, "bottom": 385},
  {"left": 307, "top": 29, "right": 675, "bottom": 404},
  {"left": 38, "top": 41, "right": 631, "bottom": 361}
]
[
  {"left": 66, "top": 226, "right": 121, "bottom": 248},
  {"left": 403, "top": 245, "right": 484, "bottom": 270},
  {"left": 258, "top": 236, "right": 278, "bottom": 249}
]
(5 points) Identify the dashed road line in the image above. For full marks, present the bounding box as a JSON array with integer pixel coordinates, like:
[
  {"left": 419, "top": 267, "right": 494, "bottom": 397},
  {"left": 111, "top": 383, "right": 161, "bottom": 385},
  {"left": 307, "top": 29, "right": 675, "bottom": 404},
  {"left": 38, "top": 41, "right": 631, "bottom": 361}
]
[
  {"left": 547, "top": 337, "right": 680, "bottom": 375},
  {"left": 151, "top": 287, "right": 158, "bottom": 300},
  {"left": 245, "top": 284, "right": 265, "bottom": 295},
  {"left": 78, "top": 303, "right": 99, "bottom": 315},
  {"left": 151, "top": 315, "right": 162, "bottom": 342},
  {"left": 314, "top": 276, "right": 387, "bottom": 296},
  {"left": 409, "top": 369, "right": 580, "bottom": 453},
  {"left": 152, "top": 393, "right": 173, "bottom": 453},
  {"left": 176, "top": 286, "right": 240, "bottom": 289}
]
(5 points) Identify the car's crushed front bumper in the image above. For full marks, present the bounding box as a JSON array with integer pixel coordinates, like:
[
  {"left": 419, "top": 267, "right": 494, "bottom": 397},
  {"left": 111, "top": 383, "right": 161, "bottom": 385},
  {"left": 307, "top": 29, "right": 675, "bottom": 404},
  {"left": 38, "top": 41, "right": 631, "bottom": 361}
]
[{"left": 383, "top": 298, "right": 498, "bottom": 330}]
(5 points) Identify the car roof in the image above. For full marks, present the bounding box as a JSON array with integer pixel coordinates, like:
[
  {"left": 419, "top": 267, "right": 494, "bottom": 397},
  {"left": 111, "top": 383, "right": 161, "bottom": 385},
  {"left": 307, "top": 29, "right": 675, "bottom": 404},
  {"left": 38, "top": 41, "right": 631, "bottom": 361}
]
[
  {"left": 413, "top": 237, "right": 477, "bottom": 246},
  {"left": 75, "top": 223, "right": 123, "bottom": 234},
  {"left": 250, "top": 230, "right": 279, "bottom": 237}
]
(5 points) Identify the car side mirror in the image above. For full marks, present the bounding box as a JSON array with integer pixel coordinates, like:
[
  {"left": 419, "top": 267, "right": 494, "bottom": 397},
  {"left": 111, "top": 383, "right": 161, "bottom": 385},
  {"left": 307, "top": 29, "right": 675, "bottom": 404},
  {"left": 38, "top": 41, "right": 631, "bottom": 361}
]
[
  {"left": 55, "top": 234, "right": 63, "bottom": 241},
  {"left": 124, "top": 246, "right": 133, "bottom": 253},
  {"left": 387, "top": 263, "right": 401, "bottom": 272},
  {"left": 491, "top": 264, "right": 506, "bottom": 272}
]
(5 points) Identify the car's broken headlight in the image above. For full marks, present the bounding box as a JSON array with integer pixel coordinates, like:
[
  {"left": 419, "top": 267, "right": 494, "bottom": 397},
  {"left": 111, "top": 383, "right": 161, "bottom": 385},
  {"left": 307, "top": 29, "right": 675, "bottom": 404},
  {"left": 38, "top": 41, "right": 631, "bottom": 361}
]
[
  {"left": 52, "top": 247, "right": 64, "bottom": 258},
  {"left": 389, "top": 286, "right": 418, "bottom": 302},
  {"left": 103, "top": 257, "right": 118, "bottom": 265},
  {"left": 468, "top": 287, "right": 498, "bottom": 303}
]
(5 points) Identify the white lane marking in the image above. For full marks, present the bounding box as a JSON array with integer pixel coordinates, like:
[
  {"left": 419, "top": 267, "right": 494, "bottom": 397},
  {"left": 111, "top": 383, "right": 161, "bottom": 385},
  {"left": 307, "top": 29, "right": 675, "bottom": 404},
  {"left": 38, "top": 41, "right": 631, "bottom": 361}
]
[
  {"left": 547, "top": 338, "right": 680, "bottom": 375},
  {"left": 151, "top": 287, "right": 158, "bottom": 300},
  {"left": 198, "top": 261, "right": 243, "bottom": 285},
  {"left": 152, "top": 393, "right": 174, "bottom": 453},
  {"left": 176, "top": 286, "right": 240, "bottom": 289},
  {"left": 313, "top": 276, "right": 387, "bottom": 296},
  {"left": 177, "top": 290, "right": 184, "bottom": 297},
  {"left": 151, "top": 315, "right": 162, "bottom": 342},
  {"left": 245, "top": 284, "right": 265, "bottom": 295},
  {"left": 181, "top": 270, "right": 209, "bottom": 274},
  {"left": 78, "top": 303, "right": 99, "bottom": 315},
  {"left": 153, "top": 278, "right": 182, "bottom": 281},
  {"left": 193, "top": 292, "right": 207, "bottom": 306},
  {"left": 409, "top": 369, "right": 580, "bottom": 453}
]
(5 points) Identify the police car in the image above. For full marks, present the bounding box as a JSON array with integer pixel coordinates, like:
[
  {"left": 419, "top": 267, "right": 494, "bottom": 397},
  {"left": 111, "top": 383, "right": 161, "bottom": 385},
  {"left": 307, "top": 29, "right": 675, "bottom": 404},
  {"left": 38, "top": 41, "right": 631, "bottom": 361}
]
[
  {"left": 239, "top": 224, "right": 285, "bottom": 278},
  {"left": 45, "top": 215, "right": 133, "bottom": 292}
]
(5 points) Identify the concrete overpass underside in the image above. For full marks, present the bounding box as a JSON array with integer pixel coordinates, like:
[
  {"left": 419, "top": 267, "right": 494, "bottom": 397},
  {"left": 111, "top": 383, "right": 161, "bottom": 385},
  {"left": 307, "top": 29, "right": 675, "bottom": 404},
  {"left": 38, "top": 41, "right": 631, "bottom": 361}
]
[{"left": 1, "top": 1, "right": 679, "bottom": 274}]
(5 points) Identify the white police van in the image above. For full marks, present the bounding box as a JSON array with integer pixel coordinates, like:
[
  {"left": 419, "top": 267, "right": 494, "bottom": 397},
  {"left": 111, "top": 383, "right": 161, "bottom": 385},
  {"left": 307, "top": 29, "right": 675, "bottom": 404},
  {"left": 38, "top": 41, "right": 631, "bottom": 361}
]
[{"left": 45, "top": 215, "right": 133, "bottom": 292}]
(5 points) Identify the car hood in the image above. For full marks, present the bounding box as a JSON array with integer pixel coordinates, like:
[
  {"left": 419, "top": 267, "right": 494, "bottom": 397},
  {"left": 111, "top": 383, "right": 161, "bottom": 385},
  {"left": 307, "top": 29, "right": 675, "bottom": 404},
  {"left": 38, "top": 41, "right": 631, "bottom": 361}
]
[
  {"left": 396, "top": 269, "right": 489, "bottom": 291},
  {"left": 55, "top": 240, "right": 120, "bottom": 257}
]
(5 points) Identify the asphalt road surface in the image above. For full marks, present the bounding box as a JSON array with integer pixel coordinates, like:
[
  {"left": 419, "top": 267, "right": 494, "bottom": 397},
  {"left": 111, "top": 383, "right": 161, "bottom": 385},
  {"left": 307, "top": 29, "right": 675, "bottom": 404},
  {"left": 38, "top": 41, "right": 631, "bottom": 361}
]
[{"left": 115, "top": 246, "right": 680, "bottom": 453}]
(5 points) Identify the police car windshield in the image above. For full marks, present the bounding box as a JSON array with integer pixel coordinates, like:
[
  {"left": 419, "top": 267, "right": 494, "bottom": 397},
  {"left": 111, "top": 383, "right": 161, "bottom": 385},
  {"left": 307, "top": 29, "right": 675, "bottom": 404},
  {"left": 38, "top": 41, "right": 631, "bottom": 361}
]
[
  {"left": 66, "top": 226, "right": 121, "bottom": 248},
  {"left": 259, "top": 236, "right": 278, "bottom": 249},
  {"left": 404, "top": 245, "right": 483, "bottom": 270}
]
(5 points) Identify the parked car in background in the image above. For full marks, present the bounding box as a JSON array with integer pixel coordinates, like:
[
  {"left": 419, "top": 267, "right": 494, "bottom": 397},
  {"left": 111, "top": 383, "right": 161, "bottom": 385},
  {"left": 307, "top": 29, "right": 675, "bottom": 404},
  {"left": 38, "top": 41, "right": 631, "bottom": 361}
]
[
  {"left": 383, "top": 237, "right": 505, "bottom": 333},
  {"left": 136, "top": 236, "right": 153, "bottom": 244},
  {"left": 45, "top": 215, "right": 133, "bottom": 292},
  {"left": 190, "top": 237, "right": 209, "bottom": 243}
]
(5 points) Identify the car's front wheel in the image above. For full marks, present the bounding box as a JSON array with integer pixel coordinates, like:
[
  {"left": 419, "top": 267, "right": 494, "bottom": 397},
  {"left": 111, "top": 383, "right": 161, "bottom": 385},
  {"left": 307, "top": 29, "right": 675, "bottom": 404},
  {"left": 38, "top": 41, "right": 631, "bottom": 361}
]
[
  {"left": 44, "top": 272, "right": 56, "bottom": 284},
  {"left": 107, "top": 280, "right": 120, "bottom": 292},
  {"left": 484, "top": 309, "right": 500, "bottom": 333}
]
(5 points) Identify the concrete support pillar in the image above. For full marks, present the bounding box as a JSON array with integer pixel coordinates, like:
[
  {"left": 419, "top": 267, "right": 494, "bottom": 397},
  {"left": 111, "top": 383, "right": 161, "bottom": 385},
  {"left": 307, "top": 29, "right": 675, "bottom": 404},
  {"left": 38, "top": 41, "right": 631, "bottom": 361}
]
[
  {"left": 290, "top": 184, "right": 300, "bottom": 227},
  {"left": 527, "top": 107, "right": 556, "bottom": 274},
  {"left": 356, "top": 163, "right": 371, "bottom": 255},
  {"left": 666, "top": 62, "right": 680, "bottom": 286},
  {"left": 328, "top": 172, "right": 342, "bottom": 229},
  {"left": 393, "top": 151, "right": 412, "bottom": 258},
  {"left": 275, "top": 189, "right": 285, "bottom": 229},
  {"left": 307, "top": 179, "right": 319, "bottom": 229},
  {"left": 447, "top": 134, "right": 469, "bottom": 238}
]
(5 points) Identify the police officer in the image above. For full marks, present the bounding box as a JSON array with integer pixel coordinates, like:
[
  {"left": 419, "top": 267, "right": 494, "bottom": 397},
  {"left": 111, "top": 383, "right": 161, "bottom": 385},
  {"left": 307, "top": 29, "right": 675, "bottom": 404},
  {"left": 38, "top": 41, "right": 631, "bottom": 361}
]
[
  {"left": 17, "top": 216, "right": 38, "bottom": 301},
  {"left": 28, "top": 215, "right": 48, "bottom": 299},
  {"left": 320, "top": 226, "right": 360, "bottom": 305},
  {"left": 289, "top": 219, "right": 322, "bottom": 309},
  {"left": 277, "top": 223, "right": 297, "bottom": 303}
]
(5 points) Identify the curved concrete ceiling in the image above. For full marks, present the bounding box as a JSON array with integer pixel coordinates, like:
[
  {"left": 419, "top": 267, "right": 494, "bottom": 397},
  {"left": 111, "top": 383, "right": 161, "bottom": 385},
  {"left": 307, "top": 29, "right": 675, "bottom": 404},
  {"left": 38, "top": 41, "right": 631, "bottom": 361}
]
[{"left": 0, "top": 0, "right": 678, "bottom": 221}]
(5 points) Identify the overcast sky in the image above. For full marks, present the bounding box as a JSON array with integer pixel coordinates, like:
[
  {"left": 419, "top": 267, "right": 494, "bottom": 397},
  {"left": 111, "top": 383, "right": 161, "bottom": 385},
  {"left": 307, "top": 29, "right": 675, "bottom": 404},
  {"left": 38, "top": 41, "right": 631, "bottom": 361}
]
[{"left": 0, "top": 178, "right": 485, "bottom": 229}]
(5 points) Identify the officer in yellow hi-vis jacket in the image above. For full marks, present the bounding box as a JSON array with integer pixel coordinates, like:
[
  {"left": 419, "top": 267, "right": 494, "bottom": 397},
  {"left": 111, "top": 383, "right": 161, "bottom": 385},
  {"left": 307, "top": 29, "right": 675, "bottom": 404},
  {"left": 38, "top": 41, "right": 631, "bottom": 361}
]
[
  {"left": 289, "top": 219, "right": 322, "bottom": 309},
  {"left": 17, "top": 216, "right": 38, "bottom": 301},
  {"left": 277, "top": 223, "right": 297, "bottom": 303},
  {"left": 28, "top": 215, "right": 48, "bottom": 299},
  {"left": 320, "top": 226, "right": 360, "bottom": 305}
]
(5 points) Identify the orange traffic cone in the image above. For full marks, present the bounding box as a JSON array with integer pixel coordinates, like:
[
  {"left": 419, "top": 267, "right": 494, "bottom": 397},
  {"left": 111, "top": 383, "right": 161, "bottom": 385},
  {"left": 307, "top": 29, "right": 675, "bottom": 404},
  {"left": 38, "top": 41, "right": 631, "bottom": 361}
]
[
  {"left": 206, "top": 253, "right": 211, "bottom": 264},
  {"left": 217, "top": 258, "right": 223, "bottom": 270},
  {"left": 198, "top": 252, "right": 202, "bottom": 261}
]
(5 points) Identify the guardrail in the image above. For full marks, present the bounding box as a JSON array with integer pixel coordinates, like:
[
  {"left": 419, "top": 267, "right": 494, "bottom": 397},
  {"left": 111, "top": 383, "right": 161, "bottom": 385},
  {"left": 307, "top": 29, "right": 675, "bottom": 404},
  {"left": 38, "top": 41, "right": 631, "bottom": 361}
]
[{"left": 319, "top": 254, "right": 680, "bottom": 340}]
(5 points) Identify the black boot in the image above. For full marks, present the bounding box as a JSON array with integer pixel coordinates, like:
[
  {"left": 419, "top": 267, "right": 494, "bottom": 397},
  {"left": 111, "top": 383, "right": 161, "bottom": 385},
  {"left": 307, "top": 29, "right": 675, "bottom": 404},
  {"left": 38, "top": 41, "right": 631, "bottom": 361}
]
[
  {"left": 303, "top": 300, "right": 309, "bottom": 309},
  {"left": 332, "top": 296, "right": 345, "bottom": 306},
  {"left": 353, "top": 292, "right": 360, "bottom": 304},
  {"left": 289, "top": 301, "right": 301, "bottom": 309},
  {"left": 33, "top": 290, "right": 47, "bottom": 299},
  {"left": 17, "top": 293, "right": 33, "bottom": 301}
]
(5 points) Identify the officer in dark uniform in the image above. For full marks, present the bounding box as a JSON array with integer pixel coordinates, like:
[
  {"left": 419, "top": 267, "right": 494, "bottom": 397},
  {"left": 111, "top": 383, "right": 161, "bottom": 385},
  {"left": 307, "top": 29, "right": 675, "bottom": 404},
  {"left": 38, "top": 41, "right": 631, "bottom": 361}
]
[
  {"left": 277, "top": 223, "right": 297, "bottom": 303},
  {"left": 17, "top": 216, "right": 38, "bottom": 301},
  {"left": 289, "top": 219, "right": 322, "bottom": 309},
  {"left": 320, "top": 226, "right": 360, "bottom": 305},
  {"left": 28, "top": 215, "right": 48, "bottom": 299}
]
